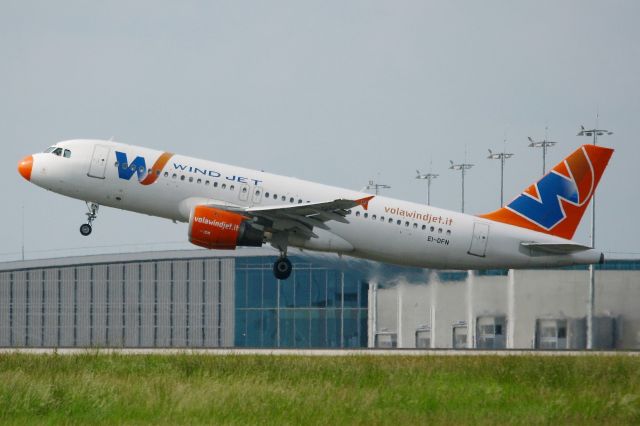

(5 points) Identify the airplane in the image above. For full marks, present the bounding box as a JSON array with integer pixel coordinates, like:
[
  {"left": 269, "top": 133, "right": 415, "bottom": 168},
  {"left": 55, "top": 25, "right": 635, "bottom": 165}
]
[{"left": 17, "top": 139, "right": 613, "bottom": 280}]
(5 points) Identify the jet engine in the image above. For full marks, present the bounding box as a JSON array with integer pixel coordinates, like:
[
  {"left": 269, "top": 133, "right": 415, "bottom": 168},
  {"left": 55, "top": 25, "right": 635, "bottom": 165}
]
[{"left": 188, "top": 205, "right": 264, "bottom": 250}]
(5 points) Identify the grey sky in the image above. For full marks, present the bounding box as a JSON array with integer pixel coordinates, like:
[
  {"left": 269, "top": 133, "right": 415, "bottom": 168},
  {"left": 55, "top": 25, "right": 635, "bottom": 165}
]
[{"left": 1, "top": 1, "right": 639, "bottom": 261}]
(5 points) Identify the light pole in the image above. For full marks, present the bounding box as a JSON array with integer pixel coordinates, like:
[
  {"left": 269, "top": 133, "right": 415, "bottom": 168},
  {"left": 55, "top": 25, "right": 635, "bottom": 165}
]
[
  {"left": 528, "top": 133, "right": 558, "bottom": 175},
  {"left": 416, "top": 170, "right": 439, "bottom": 205},
  {"left": 365, "top": 179, "right": 391, "bottom": 195},
  {"left": 487, "top": 149, "right": 514, "bottom": 206},
  {"left": 577, "top": 125, "right": 613, "bottom": 350},
  {"left": 449, "top": 161, "right": 474, "bottom": 213}
]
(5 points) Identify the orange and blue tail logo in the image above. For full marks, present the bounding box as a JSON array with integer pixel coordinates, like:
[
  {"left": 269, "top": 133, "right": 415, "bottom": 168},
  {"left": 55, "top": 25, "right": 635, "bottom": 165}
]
[{"left": 480, "top": 144, "right": 614, "bottom": 239}]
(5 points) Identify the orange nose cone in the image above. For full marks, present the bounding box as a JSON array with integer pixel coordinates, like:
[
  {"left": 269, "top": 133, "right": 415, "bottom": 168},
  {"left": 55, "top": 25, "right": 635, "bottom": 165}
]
[{"left": 18, "top": 155, "right": 33, "bottom": 181}]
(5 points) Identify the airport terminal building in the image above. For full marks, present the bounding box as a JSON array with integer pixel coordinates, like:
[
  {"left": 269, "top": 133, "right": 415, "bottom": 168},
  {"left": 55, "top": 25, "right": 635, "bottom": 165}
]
[{"left": 0, "top": 249, "right": 638, "bottom": 350}]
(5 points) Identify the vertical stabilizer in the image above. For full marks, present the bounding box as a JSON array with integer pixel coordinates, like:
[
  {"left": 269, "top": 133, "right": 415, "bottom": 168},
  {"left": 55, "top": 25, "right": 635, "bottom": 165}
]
[{"left": 480, "top": 144, "right": 614, "bottom": 239}]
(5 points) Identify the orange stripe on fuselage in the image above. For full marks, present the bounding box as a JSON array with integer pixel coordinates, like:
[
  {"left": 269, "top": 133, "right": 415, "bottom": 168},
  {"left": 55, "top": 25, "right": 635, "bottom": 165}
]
[{"left": 140, "top": 152, "right": 174, "bottom": 185}]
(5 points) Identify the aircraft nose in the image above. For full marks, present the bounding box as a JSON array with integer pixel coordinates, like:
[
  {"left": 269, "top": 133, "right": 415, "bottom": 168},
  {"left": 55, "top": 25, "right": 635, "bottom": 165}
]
[{"left": 18, "top": 155, "right": 33, "bottom": 181}]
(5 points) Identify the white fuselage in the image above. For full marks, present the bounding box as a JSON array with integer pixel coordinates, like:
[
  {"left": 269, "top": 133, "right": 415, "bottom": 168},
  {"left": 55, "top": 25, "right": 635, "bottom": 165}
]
[{"left": 26, "top": 139, "right": 601, "bottom": 269}]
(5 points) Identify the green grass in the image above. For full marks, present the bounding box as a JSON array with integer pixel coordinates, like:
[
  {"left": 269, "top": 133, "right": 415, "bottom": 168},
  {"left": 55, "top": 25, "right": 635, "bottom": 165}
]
[{"left": 0, "top": 353, "right": 639, "bottom": 425}]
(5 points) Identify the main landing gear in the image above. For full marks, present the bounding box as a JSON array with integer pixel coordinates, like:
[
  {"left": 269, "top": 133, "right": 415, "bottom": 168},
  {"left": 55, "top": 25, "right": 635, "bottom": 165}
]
[
  {"left": 273, "top": 250, "right": 293, "bottom": 280},
  {"left": 80, "top": 202, "right": 99, "bottom": 236}
]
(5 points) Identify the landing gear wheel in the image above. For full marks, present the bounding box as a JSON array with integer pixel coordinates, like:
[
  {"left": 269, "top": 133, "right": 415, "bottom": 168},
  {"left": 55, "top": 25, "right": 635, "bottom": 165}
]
[
  {"left": 79, "top": 223, "right": 92, "bottom": 236},
  {"left": 273, "top": 257, "right": 292, "bottom": 280}
]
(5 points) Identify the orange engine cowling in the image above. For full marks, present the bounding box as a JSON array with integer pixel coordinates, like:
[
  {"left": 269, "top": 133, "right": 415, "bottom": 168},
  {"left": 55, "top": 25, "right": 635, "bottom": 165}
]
[{"left": 188, "top": 206, "right": 264, "bottom": 250}]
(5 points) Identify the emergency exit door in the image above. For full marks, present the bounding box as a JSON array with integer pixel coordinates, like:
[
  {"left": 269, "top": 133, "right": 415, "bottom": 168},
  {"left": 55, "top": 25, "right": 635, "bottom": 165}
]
[{"left": 468, "top": 222, "right": 489, "bottom": 257}]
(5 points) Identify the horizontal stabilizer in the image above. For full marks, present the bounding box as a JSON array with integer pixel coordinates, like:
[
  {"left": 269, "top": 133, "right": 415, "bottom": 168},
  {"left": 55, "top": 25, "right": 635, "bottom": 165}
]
[{"left": 520, "top": 242, "right": 591, "bottom": 254}]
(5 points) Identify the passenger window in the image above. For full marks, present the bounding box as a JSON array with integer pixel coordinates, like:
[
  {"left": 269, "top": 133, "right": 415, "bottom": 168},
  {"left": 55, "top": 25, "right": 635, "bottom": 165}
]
[
  {"left": 388, "top": 218, "right": 393, "bottom": 224},
  {"left": 364, "top": 213, "right": 368, "bottom": 218},
  {"left": 413, "top": 223, "right": 417, "bottom": 229},
  {"left": 114, "top": 162, "right": 119, "bottom": 167},
  {"left": 422, "top": 225, "right": 426, "bottom": 230},
  {"left": 405, "top": 221, "right": 410, "bottom": 227},
  {"left": 230, "top": 185, "right": 235, "bottom": 191},
  {"left": 222, "top": 183, "right": 227, "bottom": 189},
  {"left": 273, "top": 194, "right": 278, "bottom": 199},
  {"left": 139, "top": 166, "right": 145, "bottom": 173},
  {"left": 265, "top": 192, "right": 270, "bottom": 198},
  {"left": 446, "top": 230, "right": 451, "bottom": 235},
  {"left": 289, "top": 197, "right": 294, "bottom": 203},
  {"left": 430, "top": 226, "right": 435, "bottom": 232},
  {"left": 356, "top": 211, "right": 361, "bottom": 217},
  {"left": 180, "top": 175, "right": 185, "bottom": 181},
  {"left": 281, "top": 196, "right": 286, "bottom": 201},
  {"left": 197, "top": 178, "right": 202, "bottom": 184},
  {"left": 372, "top": 215, "right": 376, "bottom": 220},
  {"left": 298, "top": 199, "right": 302, "bottom": 204},
  {"left": 63, "top": 150, "right": 71, "bottom": 158},
  {"left": 438, "top": 228, "right": 443, "bottom": 234},
  {"left": 164, "top": 172, "right": 169, "bottom": 177},
  {"left": 189, "top": 177, "right": 194, "bottom": 183},
  {"left": 156, "top": 170, "right": 161, "bottom": 176},
  {"left": 397, "top": 220, "right": 401, "bottom": 225},
  {"left": 255, "top": 190, "right": 260, "bottom": 195},
  {"left": 172, "top": 174, "right": 177, "bottom": 179},
  {"left": 122, "top": 163, "right": 129, "bottom": 170},
  {"left": 214, "top": 182, "right": 218, "bottom": 187},
  {"left": 242, "top": 187, "right": 248, "bottom": 193},
  {"left": 380, "top": 216, "right": 384, "bottom": 222},
  {"left": 205, "top": 180, "right": 210, "bottom": 186}
]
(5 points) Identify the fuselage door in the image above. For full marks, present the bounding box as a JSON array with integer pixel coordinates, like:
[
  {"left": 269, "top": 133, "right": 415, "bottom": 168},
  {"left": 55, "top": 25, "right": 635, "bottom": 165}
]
[
  {"left": 238, "top": 183, "right": 250, "bottom": 202},
  {"left": 87, "top": 145, "right": 110, "bottom": 179},
  {"left": 468, "top": 222, "right": 490, "bottom": 257}
]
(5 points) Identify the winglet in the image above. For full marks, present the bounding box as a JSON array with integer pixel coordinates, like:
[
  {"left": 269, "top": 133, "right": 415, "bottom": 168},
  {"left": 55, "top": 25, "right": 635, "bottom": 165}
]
[{"left": 355, "top": 195, "right": 375, "bottom": 210}]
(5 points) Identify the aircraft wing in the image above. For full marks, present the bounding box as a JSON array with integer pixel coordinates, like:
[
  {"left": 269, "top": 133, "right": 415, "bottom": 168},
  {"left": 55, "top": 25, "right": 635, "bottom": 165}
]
[
  {"left": 520, "top": 242, "right": 592, "bottom": 254},
  {"left": 205, "top": 195, "right": 374, "bottom": 239}
]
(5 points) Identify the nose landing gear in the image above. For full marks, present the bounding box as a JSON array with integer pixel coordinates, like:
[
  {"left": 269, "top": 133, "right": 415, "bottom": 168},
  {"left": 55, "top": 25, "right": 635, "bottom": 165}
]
[{"left": 80, "top": 202, "right": 99, "bottom": 236}]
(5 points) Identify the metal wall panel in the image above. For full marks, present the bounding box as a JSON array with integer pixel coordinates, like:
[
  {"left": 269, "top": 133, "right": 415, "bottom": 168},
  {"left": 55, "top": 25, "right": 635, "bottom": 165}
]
[
  {"left": 26, "top": 270, "right": 44, "bottom": 347},
  {"left": 0, "top": 272, "right": 11, "bottom": 346},
  {"left": 1, "top": 255, "right": 236, "bottom": 348},
  {"left": 59, "top": 268, "right": 75, "bottom": 346},
  {"left": 140, "top": 262, "right": 155, "bottom": 347},
  {"left": 76, "top": 266, "right": 92, "bottom": 346},
  {"left": 203, "top": 258, "right": 220, "bottom": 346},
  {"left": 156, "top": 261, "right": 172, "bottom": 347},
  {"left": 43, "top": 269, "right": 60, "bottom": 346},
  {"left": 188, "top": 260, "right": 205, "bottom": 347},
  {"left": 92, "top": 265, "right": 108, "bottom": 346},
  {"left": 221, "top": 259, "right": 235, "bottom": 347},
  {"left": 172, "top": 261, "right": 188, "bottom": 347},
  {"left": 123, "top": 263, "right": 139, "bottom": 347},
  {"left": 13, "top": 271, "right": 28, "bottom": 347},
  {"left": 107, "top": 264, "right": 125, "bottom": 346}
]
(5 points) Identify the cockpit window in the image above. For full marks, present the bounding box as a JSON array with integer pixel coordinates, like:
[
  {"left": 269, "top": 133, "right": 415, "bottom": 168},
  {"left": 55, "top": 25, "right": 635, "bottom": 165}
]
[
  {"left": 52, "top": 148, "right": 63, "bottom": 156},
  {"left": 63, "top": 149, "right": 71, "bottom": 158},
  {"left": 44, "top": 147, "right": 56, "bottom": 153}
]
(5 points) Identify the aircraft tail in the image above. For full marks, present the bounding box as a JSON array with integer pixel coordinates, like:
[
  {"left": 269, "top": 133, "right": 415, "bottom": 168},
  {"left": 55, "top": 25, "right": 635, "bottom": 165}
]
[{"left": 480, "top": 144, "right": 614, "bottom": 240}]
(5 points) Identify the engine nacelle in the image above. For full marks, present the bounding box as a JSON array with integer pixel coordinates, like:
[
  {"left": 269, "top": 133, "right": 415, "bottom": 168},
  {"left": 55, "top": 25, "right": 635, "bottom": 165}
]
[{"left": 188, "top": 205, "right": 264, "bottom": 250}]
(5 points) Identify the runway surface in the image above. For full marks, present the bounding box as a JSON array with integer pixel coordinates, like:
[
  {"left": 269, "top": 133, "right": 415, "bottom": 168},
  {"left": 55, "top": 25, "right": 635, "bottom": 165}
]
[{"left": 1, "top": 348, "right": 639, "bottom": 356}]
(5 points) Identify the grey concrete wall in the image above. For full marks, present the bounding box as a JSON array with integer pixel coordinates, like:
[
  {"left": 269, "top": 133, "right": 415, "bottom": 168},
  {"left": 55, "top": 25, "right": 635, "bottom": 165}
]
[
  {"left": 373, "top": 269, "right": 640, "bottom": 349},
  {"left": 0, "top": 258, "right": 234, "bottom": 348}
]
